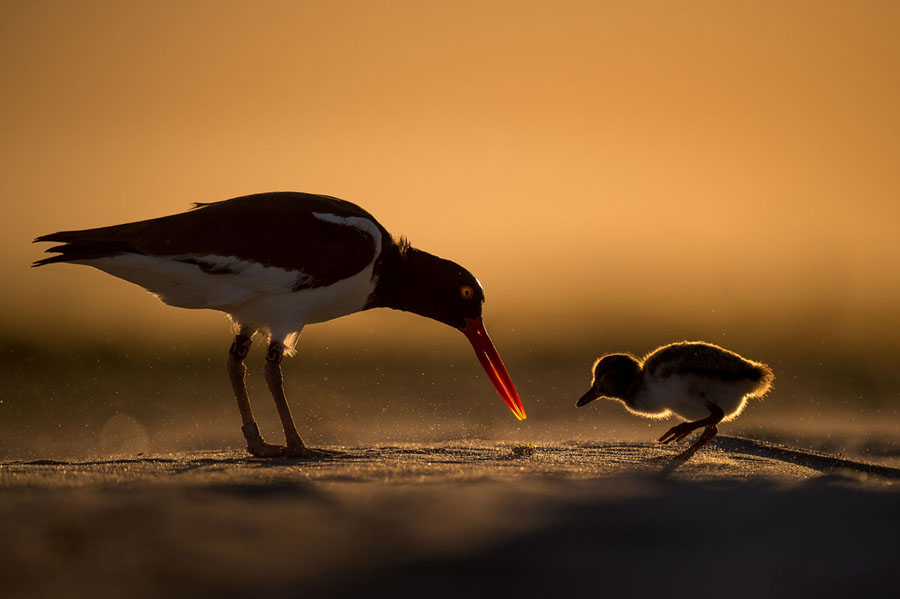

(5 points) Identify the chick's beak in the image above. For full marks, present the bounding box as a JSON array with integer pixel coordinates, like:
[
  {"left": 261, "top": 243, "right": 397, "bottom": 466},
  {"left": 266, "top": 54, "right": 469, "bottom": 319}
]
[
  {"left": 462, "top": 317, "right": 527, "bottom": 420},
  {"left": 576, "top": 389, "right": 600, "bottom": 407}
]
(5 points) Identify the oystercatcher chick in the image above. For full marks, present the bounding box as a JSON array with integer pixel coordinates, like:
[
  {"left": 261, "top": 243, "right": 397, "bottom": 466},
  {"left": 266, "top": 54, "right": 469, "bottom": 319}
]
[
  {"left": 33, "top": 191, "right": 527, "bottom": 458},
  {"left": 576, "top": 341, "right": 773, "bottom": 458}
]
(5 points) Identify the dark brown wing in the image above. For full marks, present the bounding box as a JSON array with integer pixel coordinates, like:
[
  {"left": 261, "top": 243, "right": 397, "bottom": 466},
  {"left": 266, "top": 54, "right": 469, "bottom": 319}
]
[
  {"left": 644, "top": 342, "right": 769, "bottom": 383},
  {"left": 33, "top": 192, "right": 387, "bottom": 288}
]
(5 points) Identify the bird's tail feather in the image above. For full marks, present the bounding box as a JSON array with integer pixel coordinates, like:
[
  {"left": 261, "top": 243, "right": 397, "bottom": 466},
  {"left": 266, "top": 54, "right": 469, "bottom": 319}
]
[
  {"left": 751, "top": 362, "right": 775, "bottom": 395},
  {"left": 32, "top": 243, "right": 126, "bottom": 267},
  {"left": 32, "top": 230, "right": 134, "bottom": 267}
]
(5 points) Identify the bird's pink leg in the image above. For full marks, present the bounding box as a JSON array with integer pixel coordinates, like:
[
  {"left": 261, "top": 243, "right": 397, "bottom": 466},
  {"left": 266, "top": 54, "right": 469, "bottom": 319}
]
[
  {"left": 658, "top": 404, "right": 725, "bottom": 448},
  {"left": 676, "top": 425, "right": 719, "bottom": 460},
  {"left": 226, "top": 331, "right": 285, "bottom": 457},
  {"left": 263, "top": 340, "right": 329, "bottom": 458}
]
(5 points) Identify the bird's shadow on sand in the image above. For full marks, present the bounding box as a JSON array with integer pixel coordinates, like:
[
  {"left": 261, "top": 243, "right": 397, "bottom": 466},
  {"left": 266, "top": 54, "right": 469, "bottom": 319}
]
[
  {"left": 6, "top": 449, "right": 349, "bottom": 473},
  {"left": 648, "top": 435, "right": 900, "bottom": 480}
]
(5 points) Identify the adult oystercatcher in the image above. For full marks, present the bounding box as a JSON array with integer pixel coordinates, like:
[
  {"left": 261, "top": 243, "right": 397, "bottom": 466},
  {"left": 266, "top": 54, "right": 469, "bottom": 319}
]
[
  {"left": 34, "top": 191, "right": 527, "bottom": 457},
  {"left": 576, "top": 341, "right": 773, "bottom": 458}
]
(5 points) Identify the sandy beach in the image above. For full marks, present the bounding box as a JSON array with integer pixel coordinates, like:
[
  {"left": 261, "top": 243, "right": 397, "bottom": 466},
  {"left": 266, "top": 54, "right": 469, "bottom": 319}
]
[{"left": 3, "top": 436, "right": 899, "bottom": 598}]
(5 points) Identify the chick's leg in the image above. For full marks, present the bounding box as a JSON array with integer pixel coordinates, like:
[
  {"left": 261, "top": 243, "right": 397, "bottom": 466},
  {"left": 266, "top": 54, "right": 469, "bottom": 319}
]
[
  {"left": 678, "top": 425, "right": 719, "bottom": 459},
  {"left": 658, "top": 404, "right": 725, "bottom": 446}
]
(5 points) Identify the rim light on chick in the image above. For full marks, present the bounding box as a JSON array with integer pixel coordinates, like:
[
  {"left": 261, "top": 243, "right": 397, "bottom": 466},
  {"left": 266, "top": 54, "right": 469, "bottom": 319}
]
[{"left": 576, "top": 341, "right": 773, "bottom": 458}]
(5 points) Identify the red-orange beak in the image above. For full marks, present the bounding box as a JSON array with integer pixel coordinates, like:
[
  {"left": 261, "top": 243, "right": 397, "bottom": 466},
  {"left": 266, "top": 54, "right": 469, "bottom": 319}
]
[{"left": 462, "top": 317, "right": 526, "bottom": 420}]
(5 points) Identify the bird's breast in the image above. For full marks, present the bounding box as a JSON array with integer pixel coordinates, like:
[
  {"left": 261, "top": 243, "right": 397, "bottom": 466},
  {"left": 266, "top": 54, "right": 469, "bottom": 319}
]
[{"left": 638, "top": 376, "right": 712, "bottom": 421}]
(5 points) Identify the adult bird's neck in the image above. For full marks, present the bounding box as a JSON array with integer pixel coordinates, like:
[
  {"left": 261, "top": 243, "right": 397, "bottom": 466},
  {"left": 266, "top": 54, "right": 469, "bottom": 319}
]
[
  {"left": 366, "top": 242, "right": 434, "bottom": 314},
  {"left": 365, "top": 239, "right": 473, "bottom": 331}
]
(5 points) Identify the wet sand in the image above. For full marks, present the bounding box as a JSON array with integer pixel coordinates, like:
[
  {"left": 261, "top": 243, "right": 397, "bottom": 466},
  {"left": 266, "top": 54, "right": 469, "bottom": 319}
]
[{"left": 2, "top": 436, "right": 899, "bottom": 598}]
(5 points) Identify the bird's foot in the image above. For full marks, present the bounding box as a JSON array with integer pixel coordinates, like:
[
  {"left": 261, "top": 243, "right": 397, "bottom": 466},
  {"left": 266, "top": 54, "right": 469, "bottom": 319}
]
[
  {"left": 246, "top": 435, "right": 286, "bottom": 457},
  {"left": 282, "top": 436, "right": 340, "bottom": 459},
  {"left": 287, "top": 446, "right": 338, "bottom": 458},
  {"left": 658, "top": 423, "right": 698, "bottom": 445}
]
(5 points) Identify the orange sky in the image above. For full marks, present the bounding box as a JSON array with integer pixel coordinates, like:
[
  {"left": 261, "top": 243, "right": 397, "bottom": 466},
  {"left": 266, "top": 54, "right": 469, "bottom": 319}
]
[{"left": 2, "top": 1, "right": 899, "bottom": 346}]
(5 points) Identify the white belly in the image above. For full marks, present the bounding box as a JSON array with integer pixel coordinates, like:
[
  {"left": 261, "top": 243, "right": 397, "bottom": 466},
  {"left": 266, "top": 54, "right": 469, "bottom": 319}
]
[
  {"left": 637, "top": 375, "right": 758, "bottom": 422},
  {"left": 78, "top": 252, "right": 378, "bottom": 349},
  {"left": 228, "top": 261, "right": 377, "bottom": 336},
  {"left": 76, "top": 211, "right": 384, "bottom": 352}
]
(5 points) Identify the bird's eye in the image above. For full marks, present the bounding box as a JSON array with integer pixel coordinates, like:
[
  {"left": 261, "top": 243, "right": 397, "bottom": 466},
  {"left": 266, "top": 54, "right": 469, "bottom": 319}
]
[{"left": 460, "top": 285, "right": 474, "bottom": 300}]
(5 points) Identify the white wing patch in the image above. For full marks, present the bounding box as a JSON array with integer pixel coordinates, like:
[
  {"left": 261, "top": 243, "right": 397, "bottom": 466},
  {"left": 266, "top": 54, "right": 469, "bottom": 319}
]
[{"left": 312, "top": 212, "right": 383, "bottom": 256}]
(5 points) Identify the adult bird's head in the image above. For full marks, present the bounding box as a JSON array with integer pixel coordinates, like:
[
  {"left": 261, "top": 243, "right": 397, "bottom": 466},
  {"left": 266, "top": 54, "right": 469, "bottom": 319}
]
[{"left": 372, "top": 244, "right": 527, "bottom": 421}]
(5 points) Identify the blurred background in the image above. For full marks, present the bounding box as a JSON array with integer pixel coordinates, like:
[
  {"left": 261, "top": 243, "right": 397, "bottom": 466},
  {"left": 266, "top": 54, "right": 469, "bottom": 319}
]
[{"left": 2, "top": 1, "right": 898, "bottom": 459}]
